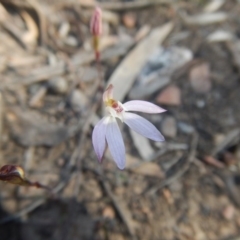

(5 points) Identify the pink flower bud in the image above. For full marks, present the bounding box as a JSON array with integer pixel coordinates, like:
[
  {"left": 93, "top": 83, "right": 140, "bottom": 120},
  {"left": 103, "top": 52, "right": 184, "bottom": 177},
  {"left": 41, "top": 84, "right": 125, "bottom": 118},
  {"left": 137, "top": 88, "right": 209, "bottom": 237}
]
[
  {"left": 90, "top": 7, "right": 102, "bottom": 36},
  {"left": 0, "top": 164, "right": 51, "bottom": 190},
  {"left": 0, "top": 165, "right": 28, "bottom": 185}
]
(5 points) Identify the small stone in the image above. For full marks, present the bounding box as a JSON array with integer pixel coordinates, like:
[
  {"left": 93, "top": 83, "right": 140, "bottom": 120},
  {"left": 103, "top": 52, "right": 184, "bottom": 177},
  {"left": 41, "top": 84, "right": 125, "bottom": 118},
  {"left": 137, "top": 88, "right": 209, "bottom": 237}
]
[
  {"left": 69, "top": 89, "right": 88, "bottom": 112},
  {"left": 222, "top": 205, "right": 235, "bottom": 220},
  {"left": 189, "top": 63, "right": 211, "bottom": 93},
  {"left": 214, "top": 133, "right": 225, "bottom": 146},
  {"left": 161, "top": 116, "right": 177, "bottom": 138},
  {"left": 156, "top": 85, "right": 181, "bottom": 106},
  {"left": 102, "top": 206, "right": 115, "bottom": 219},
  {"left": 196, "top": 99, "right": 205, "bottom": 108},
  {"left": 64, "top": 35, "right": 78, "bottom": 47},
  {"left": 178, "top": 122, "right": 194, "bottom": 134},
  {"left": 132, "top": 162, "right": 164, "bottom": 178},
  {"left": 59, "top": 22, "right": 70, "bottom": 38},
  {"left": 48, "top": 77, "right": 68, "bottom": 94},
  {"left": 122, "top": 12, "right": 136, "bottom": 28},
  {"left": 28, "top": 83, "right": 42, "bottom": 95}
]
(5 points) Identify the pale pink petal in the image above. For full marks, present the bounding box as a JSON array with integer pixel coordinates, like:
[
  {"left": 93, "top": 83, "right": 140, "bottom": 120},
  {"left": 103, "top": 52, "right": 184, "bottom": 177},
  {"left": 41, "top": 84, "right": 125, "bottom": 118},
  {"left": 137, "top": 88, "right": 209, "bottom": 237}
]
[
  {"left": 92, "top": 116, "right": 109, "bottom": 162},
  {"left": 123, "top": 100, "right": 166, "bottom": 114},
  {"left": 106, "top": 117, "right": 125, "bottom": 169},
  {"left": 124, "top": 112, "right": 165, "bottom": 141},
  {"left": 103, "top": 84, "right": 113, "bottom": 102}
]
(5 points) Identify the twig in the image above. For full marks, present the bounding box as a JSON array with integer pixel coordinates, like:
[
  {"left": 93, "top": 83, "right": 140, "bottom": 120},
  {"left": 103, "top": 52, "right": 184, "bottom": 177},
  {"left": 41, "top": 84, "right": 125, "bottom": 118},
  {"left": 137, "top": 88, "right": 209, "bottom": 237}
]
[
  {"left": 0, "top": 7, "right": 27, "bottom": 49},
  {"left": 2, "top": 0, "right": 173, "bottom": 11},
  {"left": 149, "top": 143, "right": 188, "bottom": 161},
  {"left": 211, "top": 128, "right": 240, "bottom": 157},
  {"left": 147, "top": 132, "right": 199, "bottom": 195},
  {"left": 73, "top": 64, "right": 104, "bottom": 196},
  {"left": 99, "top": 0, "right": 174, "bottom": 11},
  {"left": 102, "top": 180, "right": 137, "bottom": 238},
  {"left": 86, "top": 167, "right": 137, "bottom": 238}
]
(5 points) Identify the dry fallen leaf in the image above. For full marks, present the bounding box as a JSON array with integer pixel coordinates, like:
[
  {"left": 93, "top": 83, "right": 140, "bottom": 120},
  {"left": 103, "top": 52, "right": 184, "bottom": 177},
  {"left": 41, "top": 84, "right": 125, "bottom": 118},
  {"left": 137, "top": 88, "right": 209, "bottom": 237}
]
[
  {"left": 134, "top": 25, "right": 151, "bottom": 42},
  {"left": 102, "top": 10, "right": 119, "bottom": 26},
  {"left": 207, "top": 30, "right": 234, "bottom": 42},
  {"left": 129, "top": 130, "right": 155, "bottom": 161},
  {"left": 129, "top": 47, "right": 192, "bottom": 99},
  {"left": 181, "top": 11, "right": 228, "bottom": 25},
  {"left": 107, "top": 22, "right": 174, "bottom": 102},
  {"left": 21, "top": 11, "right": 39, "bottom": 45},
  {"left": 6, "top": 108, "right": 79, "bottom": 147},
  {"left": 204, "top": 0, "right": 225, "bottom": 13}
]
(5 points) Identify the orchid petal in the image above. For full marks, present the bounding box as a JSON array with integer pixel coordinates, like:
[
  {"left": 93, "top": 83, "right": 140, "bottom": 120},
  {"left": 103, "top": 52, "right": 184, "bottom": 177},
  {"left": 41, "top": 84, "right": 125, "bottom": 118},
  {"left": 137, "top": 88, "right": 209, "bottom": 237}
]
[
  {"left": 124, "top": 112, "right": 165, "bottom": 142},
  {"left": 106, "top": 117, "right": 125, "bottom": 169},
  {"left": 123, "top": 100, "right": 166, "bottom": 114},
  {"left": 92, "top": 117, "right": 109, "bottom": 162},
  {"left": 103, "top": 84, "right": 113, "bottom": 102}
]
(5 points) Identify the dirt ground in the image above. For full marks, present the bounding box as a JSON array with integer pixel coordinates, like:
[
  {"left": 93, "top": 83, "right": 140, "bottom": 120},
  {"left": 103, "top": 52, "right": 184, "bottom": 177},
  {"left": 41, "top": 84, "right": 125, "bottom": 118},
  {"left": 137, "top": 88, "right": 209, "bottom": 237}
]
[{"left": 0, "top": 0, "right": 240, "bottom": 239}]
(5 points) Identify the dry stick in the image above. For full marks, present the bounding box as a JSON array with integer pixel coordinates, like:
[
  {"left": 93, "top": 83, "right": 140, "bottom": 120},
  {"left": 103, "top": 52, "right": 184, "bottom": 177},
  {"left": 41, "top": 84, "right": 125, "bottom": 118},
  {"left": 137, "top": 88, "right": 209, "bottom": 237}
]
[
  {"left": 99, "top": 0, "right": 174, "bottom": 10},
  {"left": 72, "top": 98, "right": 101, "bottom": 196},
  {"left": 5, "top": 0, "right": 173, "bottom": 10},
  {"left": 147, "top": 132, "right": 199, "bottom": 195},
  {"left": 22, "top": 0, "right": 47, "bottom": 45},
  {"left": 86, "top": 167, "right": 137, "bottom": 238},
  {"left": 102, "top": 180, "right": 137, "bottom": 238},
  {"left": 73, "top": 58, "right": 104, "bottom": 197},
  {"left": 211, "top": 128, "right": 240, "bottom": 157}
]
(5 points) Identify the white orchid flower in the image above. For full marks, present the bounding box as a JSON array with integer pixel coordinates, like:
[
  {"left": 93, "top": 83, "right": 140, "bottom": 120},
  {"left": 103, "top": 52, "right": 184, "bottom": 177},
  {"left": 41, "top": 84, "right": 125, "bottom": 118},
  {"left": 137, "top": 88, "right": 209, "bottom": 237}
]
[{"left": 92, "top": 84, "right": 166, "bottom": 169}]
